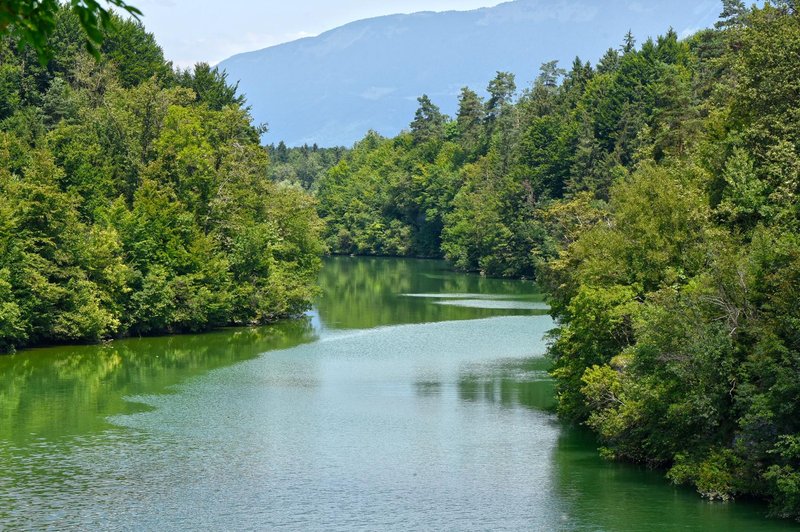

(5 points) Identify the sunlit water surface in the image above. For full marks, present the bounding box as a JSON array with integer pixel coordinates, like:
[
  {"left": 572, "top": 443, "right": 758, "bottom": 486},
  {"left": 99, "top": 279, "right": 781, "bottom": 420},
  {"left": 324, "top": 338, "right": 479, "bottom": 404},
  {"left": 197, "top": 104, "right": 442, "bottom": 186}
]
[{"left": 0, "top": 257, "right": 795, "bottom": 530}]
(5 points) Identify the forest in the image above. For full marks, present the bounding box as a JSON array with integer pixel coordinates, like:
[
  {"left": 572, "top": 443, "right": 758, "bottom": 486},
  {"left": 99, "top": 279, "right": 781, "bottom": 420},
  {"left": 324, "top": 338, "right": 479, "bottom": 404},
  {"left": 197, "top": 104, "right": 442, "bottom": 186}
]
[
  {"left": 292, "top": 0, "right": 800, "bottom": 520},
  {"left": 2, "top": 0, "right": 800, "bottom": 522},
  {"left": 0, "top": 9, "right": 324, "bottom": 353}
]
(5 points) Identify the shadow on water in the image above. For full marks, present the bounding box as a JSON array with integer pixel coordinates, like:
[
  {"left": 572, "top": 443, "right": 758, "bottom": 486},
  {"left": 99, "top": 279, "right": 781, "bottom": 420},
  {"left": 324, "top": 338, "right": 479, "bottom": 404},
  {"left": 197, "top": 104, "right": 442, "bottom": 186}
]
[{"left": 0, "top": 319, "right": 317, "bottom": 442}]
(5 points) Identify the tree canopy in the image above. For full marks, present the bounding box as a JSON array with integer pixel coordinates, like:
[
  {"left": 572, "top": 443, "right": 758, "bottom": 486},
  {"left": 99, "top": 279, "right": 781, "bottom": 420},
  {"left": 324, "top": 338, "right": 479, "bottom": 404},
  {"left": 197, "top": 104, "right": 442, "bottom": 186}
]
[
  {"left": 0, "top": 0, "right": 142, "bottom": 62},
  {"left": 0, "top": 5, "right": 324, "bottom": 352},
  {"left": 300, "top": 1, "right": 800, "bottom": 520}
]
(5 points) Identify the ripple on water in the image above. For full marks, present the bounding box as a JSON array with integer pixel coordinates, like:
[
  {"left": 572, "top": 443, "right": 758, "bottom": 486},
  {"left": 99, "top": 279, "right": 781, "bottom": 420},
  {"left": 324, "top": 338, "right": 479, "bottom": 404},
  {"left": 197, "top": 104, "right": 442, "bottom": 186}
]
[{"left": 1, "top": 316, "right": 568, "bottom": 530}]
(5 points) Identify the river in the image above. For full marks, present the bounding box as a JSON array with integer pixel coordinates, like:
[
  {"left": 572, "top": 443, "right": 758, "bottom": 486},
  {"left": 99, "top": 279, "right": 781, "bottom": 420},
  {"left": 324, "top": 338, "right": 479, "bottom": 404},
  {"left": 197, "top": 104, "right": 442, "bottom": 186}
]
[{"left": 0, "top": 257, "right": 794, "bottom": 530}]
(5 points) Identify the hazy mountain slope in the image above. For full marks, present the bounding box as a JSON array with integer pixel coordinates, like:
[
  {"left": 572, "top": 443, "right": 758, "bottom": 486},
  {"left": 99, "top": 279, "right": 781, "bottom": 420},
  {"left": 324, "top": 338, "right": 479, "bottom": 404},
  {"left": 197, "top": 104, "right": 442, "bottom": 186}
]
[{"left": 219, "top": 0, "right": 721, "bottom": 146}]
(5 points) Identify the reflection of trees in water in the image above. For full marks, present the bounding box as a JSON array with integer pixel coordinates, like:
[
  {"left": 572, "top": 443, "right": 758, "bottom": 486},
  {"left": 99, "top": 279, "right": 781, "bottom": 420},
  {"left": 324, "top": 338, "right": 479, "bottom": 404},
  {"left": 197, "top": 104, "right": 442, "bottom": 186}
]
[
  {"left": 549, "top": 425, "right": 784, "bottom": 531},
  {"left": 456, "top": 357, "right": 556, "bottom": 412},
  {"left": 452, "top": 355, "right": 784, "bottom": 530},
  {"left": 0, "top": 319, "right": 316, "bottom": 441},
  {"left": 317, "top": 256, "right": 545, "bottom": 329}
]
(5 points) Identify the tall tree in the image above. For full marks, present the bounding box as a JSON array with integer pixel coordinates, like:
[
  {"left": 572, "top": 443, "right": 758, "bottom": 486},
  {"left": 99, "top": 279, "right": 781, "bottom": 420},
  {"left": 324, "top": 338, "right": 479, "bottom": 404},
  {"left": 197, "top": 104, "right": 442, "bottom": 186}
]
[
  {"left": 410, "top": 94, "right": 445, "bottom": 144},
  {"left": 176, "top": 63, "right": 246, "bottom": 111},
  {"left": 456, "top": 87, "right": 485, "bottom": 156},
  {"left": 622, "top": 29, "right": 636, "bottom": 53},
  {"left": 486, "top": 71, "right": 516, "bottom": 115},
  {"left": 597, "top": 48, "right": 620, "bottom": 73},
  {"left": 715, "top": 0, "right": 748, "bottom": 29},
  {"left": 538, "top": 60, "right": 566, "bottom": 89}
]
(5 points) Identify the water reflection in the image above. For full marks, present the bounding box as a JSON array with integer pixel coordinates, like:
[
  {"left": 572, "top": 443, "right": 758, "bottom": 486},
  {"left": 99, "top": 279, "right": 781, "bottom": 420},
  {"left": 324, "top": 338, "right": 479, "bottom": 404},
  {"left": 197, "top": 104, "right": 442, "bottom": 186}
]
[
  {"left": 0, "top": 319, "right": 317, "bottom": 442},
  {"left": 413, "top": 380, "right": 443, "bottom": 397},
  {"left": 0, "top": 257, "right": 792, "bottom": 531},
  {"left": 457, "top": 357, "right": 556, "bottom": 412},
  {"left": 549, "top": 426, "right": 796, "bottom": 531},
  {"left": 451, "top": 353, "right": 796, "bottom": 531},
  {"left": 316, "top": 256, "right": 545, "bottom": 329}
]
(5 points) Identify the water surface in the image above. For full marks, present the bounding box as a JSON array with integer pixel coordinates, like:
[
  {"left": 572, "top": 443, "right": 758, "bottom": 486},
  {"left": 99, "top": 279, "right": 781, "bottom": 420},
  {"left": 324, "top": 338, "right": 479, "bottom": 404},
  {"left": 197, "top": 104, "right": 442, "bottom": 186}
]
[{"left": 0, "top": 257, "right": 794, "bottom": 530}]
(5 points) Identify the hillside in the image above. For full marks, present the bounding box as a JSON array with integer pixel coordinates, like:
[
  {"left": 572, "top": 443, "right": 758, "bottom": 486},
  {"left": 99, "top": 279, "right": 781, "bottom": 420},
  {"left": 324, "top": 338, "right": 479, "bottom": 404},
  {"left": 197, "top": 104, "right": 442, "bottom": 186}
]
[{"left": 219, "top": 0, "right": 721, "bottom": 146}]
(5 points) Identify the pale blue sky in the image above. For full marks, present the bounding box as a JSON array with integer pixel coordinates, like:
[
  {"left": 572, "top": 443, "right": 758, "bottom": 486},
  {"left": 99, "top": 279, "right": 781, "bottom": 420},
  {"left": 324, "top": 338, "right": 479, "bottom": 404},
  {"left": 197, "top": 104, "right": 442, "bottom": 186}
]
[{"left": 136, "top": 0, "right": 504, "bottom": 67}]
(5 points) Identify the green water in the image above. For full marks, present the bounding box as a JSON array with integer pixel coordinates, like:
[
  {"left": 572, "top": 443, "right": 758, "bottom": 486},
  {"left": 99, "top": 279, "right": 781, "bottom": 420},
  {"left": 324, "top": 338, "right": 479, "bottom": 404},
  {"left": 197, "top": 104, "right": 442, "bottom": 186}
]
[{"left": 0, "top": 256, "right": 795, "bottom": 530}]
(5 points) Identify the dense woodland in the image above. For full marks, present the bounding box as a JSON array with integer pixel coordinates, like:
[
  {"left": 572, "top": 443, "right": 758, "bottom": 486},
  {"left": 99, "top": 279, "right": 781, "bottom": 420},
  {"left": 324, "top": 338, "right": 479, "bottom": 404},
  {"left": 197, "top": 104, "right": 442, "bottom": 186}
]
[
  {"left": 2, "top": 0, "right": 800, "bottom": 523},
  {"left": 300, "top": 0, "right": 800, "bottom": 520},
  {"left": 0, "top": 9, "right": 324, "bottom": 352},
  {"left": 266, "top": 142, "right": 346, "bottom": 190}
]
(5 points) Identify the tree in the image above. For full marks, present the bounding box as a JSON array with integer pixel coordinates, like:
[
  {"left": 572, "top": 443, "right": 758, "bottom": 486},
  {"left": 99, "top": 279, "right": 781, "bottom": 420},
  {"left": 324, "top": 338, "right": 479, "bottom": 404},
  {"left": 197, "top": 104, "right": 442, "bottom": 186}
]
[
  {"left": 771, "top": 0, "right": 798, "bottom": 15},
  {"left": 597, "top": 48, "right": 620, "bottom": 73},
  {"left": 562, "top": 56, "right": 593, "bottom": 98},
  {"left": 484, "top": 71, "right": 517, "bottom": 146},
  {"left": 622, "top": 29, "right": 636, "bottom": 53},
  {"left": 456, "top": 87, "right": 485, "bottom": 156},
  {"left": 410, "top": 94, "right": 445, "bottom": 144},
  {"left": 176, "top": 63, "right": 246, "bottom": 111},
  {"left": 485, "top": 71, "right": 516, "bottom": 122},
  {"left": 0, "top": 0, "right": 142, "bottom": 62},
  {"left": 102, "top": 17, "right": 170, "bottom": 88},
  {"left": 537, "top": 60, "right": 566, "bottom": 89},
  {"left": 0, "top": 7, "right": 324, "bottom": 351},
  {"left": 715, "top": 0, "right": 748, "bottom": 29}
]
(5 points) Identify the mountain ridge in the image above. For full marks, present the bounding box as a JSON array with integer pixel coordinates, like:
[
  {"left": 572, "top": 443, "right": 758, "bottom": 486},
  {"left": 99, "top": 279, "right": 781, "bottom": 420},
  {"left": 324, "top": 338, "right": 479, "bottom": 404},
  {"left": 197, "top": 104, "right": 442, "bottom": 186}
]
[{"left": 219, "top": 0, "right": 721, "bottom": 146}]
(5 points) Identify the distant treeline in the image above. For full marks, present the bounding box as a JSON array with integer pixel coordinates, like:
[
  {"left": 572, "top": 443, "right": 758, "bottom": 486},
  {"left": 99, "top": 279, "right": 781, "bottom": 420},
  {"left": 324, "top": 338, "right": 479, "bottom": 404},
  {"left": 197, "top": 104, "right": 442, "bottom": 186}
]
[
  {"left": 266, "top": 142, "right": 347, "bottom": 190},
  {"left": 0, "top": 8, "right": 324, "bottom": 352},
  {"left": 286, "top": 0, "right": 800, "bottom": 520}
]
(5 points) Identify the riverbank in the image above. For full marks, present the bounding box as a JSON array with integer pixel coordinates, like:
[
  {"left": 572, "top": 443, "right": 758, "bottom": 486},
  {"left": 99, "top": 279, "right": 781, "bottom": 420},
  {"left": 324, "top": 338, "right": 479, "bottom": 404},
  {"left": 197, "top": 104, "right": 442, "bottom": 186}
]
[{"left": 0, "top": 257, "right": 791, "bottom": 530}]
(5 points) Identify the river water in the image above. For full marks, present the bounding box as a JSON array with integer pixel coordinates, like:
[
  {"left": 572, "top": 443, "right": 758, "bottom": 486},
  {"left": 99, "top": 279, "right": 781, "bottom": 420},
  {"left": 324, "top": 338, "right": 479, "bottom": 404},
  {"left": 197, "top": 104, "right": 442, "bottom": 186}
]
[{"left": 0, "top": 257, "right": 794, "bottom": 530}]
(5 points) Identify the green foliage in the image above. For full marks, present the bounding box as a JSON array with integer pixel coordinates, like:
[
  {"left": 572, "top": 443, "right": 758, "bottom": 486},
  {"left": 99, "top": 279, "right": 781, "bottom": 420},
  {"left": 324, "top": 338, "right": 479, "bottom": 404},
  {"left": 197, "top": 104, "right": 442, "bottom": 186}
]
[
  {"left": 175, "top": 63, "right": 245, "bottom": 111},
  {"left": 0, "top": 0, "right": 142, "bottom": 63},
  {"left": 310, "top": 0, "right": 800, "bottom": 520},
  {"left": 0, "top": 7, "right": 323, "bottom": 351},
  {"left": 485, "top": 71, "right": 516, "bottom": 124},
  {"left": 456, "top": 87, "right": 485, "bottom": 157},
  {"left": 532, "top": 3, "right": 800, "bottom": 521},
  {"left": 410, "top": 94, "right": 446, "bottom": 145},
  {"left": 551, "top": 283, "right": 638, "bottom": 420},
  {"left": 668, "top": 448, "right": 744, "bottom": 500},
  {"left": 314, "top": 23, "right": 710, "bottom": 277},
  {"left": 316, "top": 131, "right": 458, "bottom": 258},
  {"left": 265, "top": 142, "right": 345, "bottom": 190},
  {"left": 765, "top": 435, "right": 800, "bottom": 519},
  {"left": 101, "top": 17, "right": 170, "bottom": 88}
]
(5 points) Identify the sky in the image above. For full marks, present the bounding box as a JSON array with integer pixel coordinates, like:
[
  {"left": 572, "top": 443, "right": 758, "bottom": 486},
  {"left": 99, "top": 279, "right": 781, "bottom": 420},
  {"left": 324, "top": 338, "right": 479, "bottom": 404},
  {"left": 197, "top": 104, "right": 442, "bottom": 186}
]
[{"left": 135, "top": 0, "right": 505, "bottom": 68}]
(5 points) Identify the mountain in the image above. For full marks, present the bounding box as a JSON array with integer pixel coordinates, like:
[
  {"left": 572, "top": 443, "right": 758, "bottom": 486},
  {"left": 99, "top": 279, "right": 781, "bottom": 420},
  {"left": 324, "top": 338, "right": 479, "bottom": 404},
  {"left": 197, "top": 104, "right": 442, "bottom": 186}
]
[{"left": 218, "top": 0, "right": 722, "bottom": 147}]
